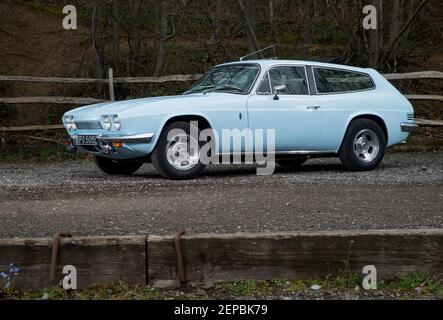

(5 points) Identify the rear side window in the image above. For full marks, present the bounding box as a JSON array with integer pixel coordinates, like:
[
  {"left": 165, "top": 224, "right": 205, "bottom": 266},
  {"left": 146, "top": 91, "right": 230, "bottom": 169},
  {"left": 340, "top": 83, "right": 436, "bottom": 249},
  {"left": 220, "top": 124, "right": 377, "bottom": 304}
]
[{"left": 314, "top": 68, "right": 374, "bottom": 94}]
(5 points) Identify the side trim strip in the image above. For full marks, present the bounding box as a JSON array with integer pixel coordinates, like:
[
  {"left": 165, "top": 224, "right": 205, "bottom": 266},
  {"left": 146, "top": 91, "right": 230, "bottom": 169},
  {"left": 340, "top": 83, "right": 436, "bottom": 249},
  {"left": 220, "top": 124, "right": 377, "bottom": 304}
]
[{"left": 216, "top": 150, "right": 337, "bottom": 156}]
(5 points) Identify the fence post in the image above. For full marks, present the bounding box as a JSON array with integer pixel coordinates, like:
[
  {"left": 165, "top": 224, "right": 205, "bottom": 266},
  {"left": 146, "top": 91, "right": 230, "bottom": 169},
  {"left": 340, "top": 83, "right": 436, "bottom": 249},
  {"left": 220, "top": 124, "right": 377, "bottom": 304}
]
[{"left": 108, "top": 68, "right": 115, "bottom": 101}]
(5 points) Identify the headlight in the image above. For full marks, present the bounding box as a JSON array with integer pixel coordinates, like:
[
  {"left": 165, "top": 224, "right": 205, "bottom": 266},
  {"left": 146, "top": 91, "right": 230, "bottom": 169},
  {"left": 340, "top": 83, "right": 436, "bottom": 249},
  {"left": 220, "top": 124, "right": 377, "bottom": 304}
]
[
  {"left": 113, "top": 115, "right": 121, "bottom": 131},
  {"left": 103, "top": 116, "right": 111, "bottom": 130},
  {"left": 64, "top": 116, "right": 76, "bottom": 131}
]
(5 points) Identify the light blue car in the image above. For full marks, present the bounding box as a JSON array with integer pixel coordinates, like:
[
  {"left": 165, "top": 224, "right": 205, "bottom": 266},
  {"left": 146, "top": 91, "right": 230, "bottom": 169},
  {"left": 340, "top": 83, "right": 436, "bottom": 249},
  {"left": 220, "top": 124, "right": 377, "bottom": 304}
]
[{"left": 63, "top": 60, "right": 417, "bottom": 179}]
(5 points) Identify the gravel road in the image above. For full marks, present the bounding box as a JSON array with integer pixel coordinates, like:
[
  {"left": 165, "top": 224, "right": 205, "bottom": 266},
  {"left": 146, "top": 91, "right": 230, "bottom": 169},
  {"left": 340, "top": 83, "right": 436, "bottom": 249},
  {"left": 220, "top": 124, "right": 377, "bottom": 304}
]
[{"left": 0, "top": 151, "right": 442, "bottom": 239}]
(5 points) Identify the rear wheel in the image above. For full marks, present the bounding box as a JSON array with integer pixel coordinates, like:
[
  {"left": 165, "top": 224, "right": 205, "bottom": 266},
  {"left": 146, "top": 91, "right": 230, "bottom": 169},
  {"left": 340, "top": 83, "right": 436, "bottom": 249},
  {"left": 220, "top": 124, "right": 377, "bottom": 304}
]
[
  {"left": 339, "top": 119, "right": 386, "bottom": 171},
  {"left": 151, "top": 121, "right": 206, "bottom": 180},
  {"left": 93, "top": 156, "right": 143, "bottom": 175},
  {"left": 276, "top": 156, "right": 308, "bottom": 168}
]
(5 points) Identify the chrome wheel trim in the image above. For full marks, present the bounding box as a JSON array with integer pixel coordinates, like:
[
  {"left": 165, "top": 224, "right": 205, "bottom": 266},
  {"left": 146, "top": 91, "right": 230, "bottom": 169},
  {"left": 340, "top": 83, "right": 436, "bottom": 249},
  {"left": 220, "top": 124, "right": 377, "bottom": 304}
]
[
  {"left": 166, "top": 133, "right": 200, "bottom": 171},
  {"left": 353, "top": 129, "right": 380, "bottom": 163}
]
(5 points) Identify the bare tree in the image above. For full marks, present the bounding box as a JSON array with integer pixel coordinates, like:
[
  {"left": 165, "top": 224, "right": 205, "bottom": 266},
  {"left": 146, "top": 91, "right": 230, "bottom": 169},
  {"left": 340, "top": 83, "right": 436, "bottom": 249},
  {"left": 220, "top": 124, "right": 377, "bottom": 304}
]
[
  {"left": 206, "top": 0, "right": 222, "bottom": 64},
  {"left": 91, "top": 0, "right": 105, "bottom": 79},
  {"left": 367, "top": 0, "right": 381, "bottom": 68},
  {"left": 130, "top": 0, "right": 143, "bottom": 76},
  {"left": 153, "top": 0, "right": 168, "bottom": 77},
  {"left": 268, "top": 0, "right": 278, "bottom": 57},
  {"left": 301, "top": 0, "right": 315, "bottom": 57},
  {"left": 237, "top": 0, "right": 263, "bottom": 58},
  {"left": 382, "top": 0, "right": 429, "bottom": 67},
  {"left": 111, "top": 0, "right": 120, "bottom": 74}
]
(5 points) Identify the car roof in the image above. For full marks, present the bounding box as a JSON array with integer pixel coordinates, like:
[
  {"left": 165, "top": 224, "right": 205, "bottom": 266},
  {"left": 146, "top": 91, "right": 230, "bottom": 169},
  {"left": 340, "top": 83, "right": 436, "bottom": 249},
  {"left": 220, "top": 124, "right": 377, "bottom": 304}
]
[{"left": 219, "top": 59, "right": 373, "bottom": 73}]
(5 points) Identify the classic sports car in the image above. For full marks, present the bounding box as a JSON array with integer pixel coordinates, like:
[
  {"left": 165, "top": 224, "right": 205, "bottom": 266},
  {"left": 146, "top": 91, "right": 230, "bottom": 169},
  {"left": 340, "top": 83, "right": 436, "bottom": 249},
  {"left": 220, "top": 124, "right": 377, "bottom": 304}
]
[{"left": 63, "top": 59, "right": 417, "bottom": 179}]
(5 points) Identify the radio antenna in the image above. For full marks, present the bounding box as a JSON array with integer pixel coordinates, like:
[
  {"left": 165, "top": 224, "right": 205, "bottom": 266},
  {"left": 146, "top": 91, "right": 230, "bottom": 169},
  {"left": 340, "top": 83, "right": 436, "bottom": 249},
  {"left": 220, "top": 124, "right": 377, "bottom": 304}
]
[{"left": 240, "top": 44, "right": 277, "bottom": 61}]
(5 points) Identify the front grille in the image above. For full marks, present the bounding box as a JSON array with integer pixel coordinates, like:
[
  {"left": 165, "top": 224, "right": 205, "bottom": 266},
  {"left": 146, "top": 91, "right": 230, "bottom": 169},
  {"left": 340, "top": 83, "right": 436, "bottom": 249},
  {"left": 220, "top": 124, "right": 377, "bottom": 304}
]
[
  {"left": 407, "top": 113, "right": 414, "bottom": 121},
  {"left": 75, "top": 121, "right": 102, "bottom": 130}
]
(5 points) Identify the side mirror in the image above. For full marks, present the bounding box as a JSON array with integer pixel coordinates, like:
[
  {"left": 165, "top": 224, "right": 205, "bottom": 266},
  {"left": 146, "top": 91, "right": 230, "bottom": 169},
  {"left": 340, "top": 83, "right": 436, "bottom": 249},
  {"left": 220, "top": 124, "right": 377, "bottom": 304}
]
[{"left": 273, "top": 85, "right": 286, "bottom": 100}]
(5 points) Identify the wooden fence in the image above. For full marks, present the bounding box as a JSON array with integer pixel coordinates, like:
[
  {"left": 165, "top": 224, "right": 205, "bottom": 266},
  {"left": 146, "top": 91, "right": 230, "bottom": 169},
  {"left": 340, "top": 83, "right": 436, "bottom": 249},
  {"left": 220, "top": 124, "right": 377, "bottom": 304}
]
[{"left": 0, "top": 69, "right": 442, "bottom": 132}]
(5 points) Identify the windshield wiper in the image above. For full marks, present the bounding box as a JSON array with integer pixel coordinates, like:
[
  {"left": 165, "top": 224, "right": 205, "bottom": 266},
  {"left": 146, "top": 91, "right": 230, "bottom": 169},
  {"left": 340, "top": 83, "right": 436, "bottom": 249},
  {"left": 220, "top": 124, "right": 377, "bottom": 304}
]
[
  {"left": 184, "top": 85, "right": 216, "bottom": 95},
  {"left": 184, "top": 84, "right": 243, "bottom": 95},
  {"left": 204, "top": 85, "right": 243, "bottom": 94}
]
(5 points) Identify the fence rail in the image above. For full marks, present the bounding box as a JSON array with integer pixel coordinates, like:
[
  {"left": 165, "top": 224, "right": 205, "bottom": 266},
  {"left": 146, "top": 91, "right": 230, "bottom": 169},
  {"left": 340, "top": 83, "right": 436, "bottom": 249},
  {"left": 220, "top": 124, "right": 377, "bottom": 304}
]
[{"left": 0, "top": 69, "right": 442, "bottom": 132}]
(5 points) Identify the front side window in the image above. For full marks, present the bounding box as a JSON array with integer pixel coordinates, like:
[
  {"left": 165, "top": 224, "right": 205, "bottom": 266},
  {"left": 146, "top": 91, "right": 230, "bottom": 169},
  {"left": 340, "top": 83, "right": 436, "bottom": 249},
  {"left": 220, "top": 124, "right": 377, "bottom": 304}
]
[
  {"left": 268, "top": 66, "right": 309, "bottom": 95},
  {"left": 314, "top": 68, "right": 374, "bottom": 94},
  {"left": 184, "top": 64, "right": 259, "bottom": 95}
]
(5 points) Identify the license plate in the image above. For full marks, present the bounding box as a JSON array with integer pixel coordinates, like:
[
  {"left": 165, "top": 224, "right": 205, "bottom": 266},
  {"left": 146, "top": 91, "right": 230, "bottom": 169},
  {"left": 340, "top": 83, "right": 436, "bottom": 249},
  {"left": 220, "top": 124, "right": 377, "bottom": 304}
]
[{"left": 71, "top": 135, "right": 98, "bottom": 146}]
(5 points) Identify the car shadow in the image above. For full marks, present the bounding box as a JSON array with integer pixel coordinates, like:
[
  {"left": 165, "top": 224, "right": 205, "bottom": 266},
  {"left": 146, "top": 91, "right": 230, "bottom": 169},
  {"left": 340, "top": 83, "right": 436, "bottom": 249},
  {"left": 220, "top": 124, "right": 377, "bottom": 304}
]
[{"left": 199, "top": 163, "right": 348, "bottom": 179}]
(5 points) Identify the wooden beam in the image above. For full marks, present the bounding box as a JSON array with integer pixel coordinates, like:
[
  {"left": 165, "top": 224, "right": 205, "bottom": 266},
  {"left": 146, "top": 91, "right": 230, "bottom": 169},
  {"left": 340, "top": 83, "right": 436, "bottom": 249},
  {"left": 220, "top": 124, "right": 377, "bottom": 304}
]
[
  {"left": 0, "top": 236, "right": 147, "bottom": 289},
  {"left": 0, "top": 75, "right": 108, "bottom": 84},
  {"left": 0, "top": 74, "right": 202, "bottom": 84},
  {"left": 113, "top": 74, "right": 203, "bottom": 83},
  {"left": 148, "top": 229, "right": 443, "bottom": 285},
  {"left": 0, "top": 124, "right": 64, "bottom": 132},
  {"left": 383, "top": 71, "right": 443, "bottom": 80},
  {"left": 1, "top": 230, "right": 442, "bottom": 289},
  {"left": 404, "top": 94, "right": 443, "bottom": 102},
  {"left": 414, "top": 118, "right": 443, "bottom": 127},
  {"left": 0, "top": 97, "right": 108, "bottom": 105}
]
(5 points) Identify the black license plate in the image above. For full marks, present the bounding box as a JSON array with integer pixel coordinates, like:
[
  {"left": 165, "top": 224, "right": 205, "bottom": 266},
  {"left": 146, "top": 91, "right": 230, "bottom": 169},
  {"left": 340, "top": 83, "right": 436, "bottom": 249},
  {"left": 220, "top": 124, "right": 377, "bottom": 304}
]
[{"left": 72, "top": 135, "right": 98, "bottom": 146}]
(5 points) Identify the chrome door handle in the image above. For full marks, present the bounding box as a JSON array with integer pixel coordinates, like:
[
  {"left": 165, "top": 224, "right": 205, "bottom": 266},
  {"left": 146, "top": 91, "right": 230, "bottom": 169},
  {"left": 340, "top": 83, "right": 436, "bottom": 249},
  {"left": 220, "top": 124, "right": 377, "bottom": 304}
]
[{"left": 306, "top": 106, "right": 321, "bottom": 110}]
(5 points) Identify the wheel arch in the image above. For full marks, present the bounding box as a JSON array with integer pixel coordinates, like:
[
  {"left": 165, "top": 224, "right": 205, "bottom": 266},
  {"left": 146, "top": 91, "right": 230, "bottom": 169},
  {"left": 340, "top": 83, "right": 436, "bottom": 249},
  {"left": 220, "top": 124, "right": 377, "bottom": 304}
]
[
  {"left": 340, "top": 113, "right": 388, "bottom": 149},
  {"left": 152, "top": 113, "right": 214, "bottom": 149}
]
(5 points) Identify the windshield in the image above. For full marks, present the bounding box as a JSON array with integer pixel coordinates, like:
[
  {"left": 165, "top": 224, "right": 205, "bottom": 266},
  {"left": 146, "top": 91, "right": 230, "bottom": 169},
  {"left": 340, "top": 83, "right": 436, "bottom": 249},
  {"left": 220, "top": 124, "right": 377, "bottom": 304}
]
[{"left": 184, "top": 64, "right": 260, "bottom": 95}]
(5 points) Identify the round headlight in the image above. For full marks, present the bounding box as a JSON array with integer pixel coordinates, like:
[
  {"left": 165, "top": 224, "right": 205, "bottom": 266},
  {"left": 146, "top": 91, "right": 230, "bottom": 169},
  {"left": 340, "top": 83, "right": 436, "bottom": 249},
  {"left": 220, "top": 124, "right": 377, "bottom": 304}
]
[
  {"left": 113, "top": 115, "right": 121, "bottom": 131},
  {"left": 65, "top": 116, "right": 76, "bottom": 131},
  {"left": 103, "top": 116, "right": 111, "bottom": 130}
]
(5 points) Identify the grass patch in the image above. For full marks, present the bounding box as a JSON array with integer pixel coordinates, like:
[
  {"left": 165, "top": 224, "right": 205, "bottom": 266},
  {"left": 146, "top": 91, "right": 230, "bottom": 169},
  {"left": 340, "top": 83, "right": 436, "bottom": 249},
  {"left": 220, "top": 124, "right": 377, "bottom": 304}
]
[{"left": 1, "top": 273, "right": 442, "bottom": 300}]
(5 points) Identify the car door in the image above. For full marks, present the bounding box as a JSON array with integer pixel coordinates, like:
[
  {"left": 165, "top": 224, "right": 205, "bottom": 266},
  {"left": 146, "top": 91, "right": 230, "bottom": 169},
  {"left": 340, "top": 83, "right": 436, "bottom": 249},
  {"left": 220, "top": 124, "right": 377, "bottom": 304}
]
[{"left": 247, "top": 65, "right": 322, "bottom": 151}]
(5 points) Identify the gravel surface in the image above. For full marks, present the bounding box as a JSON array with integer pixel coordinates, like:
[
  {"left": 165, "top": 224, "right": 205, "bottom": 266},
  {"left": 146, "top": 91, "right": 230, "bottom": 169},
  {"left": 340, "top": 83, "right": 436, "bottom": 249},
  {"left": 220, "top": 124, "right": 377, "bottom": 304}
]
[{"left": 0, "top": 151, "right": 442, "bottom": 239}]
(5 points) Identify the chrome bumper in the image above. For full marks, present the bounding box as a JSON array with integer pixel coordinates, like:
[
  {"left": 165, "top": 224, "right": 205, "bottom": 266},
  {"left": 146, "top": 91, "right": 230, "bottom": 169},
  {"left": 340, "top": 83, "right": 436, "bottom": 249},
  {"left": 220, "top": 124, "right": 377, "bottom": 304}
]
[
  {"left": 97, "top": 133, "right": 154, "bottom": 144},
  {"left": 67, "top": 133, "right": 154, "bottom": 156},
  {"left": 401, "top": 123, "right": 420, "bottom": 133}
]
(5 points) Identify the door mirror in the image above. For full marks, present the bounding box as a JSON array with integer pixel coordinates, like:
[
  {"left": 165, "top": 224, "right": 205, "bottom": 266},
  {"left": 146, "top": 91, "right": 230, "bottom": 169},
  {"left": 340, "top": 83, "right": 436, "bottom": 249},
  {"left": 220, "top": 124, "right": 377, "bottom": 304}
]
[{"left": 273, "top": 85, "right": 286, "bottom": 100}]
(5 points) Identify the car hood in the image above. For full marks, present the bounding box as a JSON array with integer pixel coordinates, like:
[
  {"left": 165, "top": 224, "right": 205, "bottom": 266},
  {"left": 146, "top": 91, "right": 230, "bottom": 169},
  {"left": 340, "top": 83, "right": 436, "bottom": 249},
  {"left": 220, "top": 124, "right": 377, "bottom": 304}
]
[{"left": 66, "top": 95, "right": 199, "bottom": 119}]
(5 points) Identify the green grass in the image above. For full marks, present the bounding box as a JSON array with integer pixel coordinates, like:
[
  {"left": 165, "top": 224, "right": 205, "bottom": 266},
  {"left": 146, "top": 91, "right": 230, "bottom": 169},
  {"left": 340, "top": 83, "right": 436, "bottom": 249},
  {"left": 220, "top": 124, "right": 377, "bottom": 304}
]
[{"left": 1, "top": 274, "right": 442, "bottom": 300}]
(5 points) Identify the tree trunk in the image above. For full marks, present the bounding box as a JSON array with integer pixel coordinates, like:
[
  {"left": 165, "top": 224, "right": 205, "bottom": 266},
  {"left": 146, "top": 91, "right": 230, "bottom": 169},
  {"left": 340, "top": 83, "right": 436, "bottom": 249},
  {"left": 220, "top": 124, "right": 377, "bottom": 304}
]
[
  {"left": 207, "top": 0, "right": 222, "bottom": 64},
  {"left": 153, "top": 0, "right": 168, "bottom": 77},
  {"left": 302, "top": 0, "right": 315, "bottom": 57},
  {"left": 269, "top": 0, "right": 277, "bottom": 57},
  {"left": 131, "top": 0, "right": 142, "bottom": 76},
  {"left": 367, "top": 0, "right": 381, "bottom": 68},
  {"left": 111, "top": 0, "right": 120, "bottom": 75},
  {"left": 91, "top": 0, "right": 105, "bottom": 90}
]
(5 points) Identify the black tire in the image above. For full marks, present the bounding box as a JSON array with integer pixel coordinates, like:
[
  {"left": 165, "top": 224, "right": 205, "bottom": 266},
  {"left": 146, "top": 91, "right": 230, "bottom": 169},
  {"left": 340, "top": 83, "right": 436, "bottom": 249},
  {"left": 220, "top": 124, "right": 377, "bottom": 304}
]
[
  {"left": 93, "top": 156, "right": 142, "bottom": 175},
  {"left": 339, "top": 118, "right": 386, "bottom": 171},
  {"left": 276, "top": 156, "right": 308, "bottom": 168},
  {"left": 151, "top": 121, "right": 206, "bottom": 180}
]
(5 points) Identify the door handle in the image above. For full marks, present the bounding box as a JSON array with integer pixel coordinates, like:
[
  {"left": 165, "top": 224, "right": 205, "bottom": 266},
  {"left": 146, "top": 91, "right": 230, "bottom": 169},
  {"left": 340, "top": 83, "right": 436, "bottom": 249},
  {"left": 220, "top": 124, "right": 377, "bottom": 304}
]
[{"left": 306, "top": 106, "right": 320, "bottom": 110}]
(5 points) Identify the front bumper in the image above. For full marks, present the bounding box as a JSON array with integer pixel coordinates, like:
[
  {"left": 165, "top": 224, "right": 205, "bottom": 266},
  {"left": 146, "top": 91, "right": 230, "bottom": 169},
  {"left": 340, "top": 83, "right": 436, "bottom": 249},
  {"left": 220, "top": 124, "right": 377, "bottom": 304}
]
[
  {"left": 67, "top": 132, "right": 155, "bottom": 159},
  {"left": 401, "top": 122, "right": 420, "bottom": 133},
  {"left": 97, "top": 133, "right": 154, "bottom": 144}
]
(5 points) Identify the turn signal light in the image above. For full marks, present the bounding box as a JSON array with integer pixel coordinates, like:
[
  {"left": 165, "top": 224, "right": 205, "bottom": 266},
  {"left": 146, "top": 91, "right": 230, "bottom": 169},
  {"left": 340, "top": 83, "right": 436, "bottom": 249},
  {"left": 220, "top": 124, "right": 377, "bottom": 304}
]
[{"left": 111, "top": 141, "right": 123, "bottom": 148}]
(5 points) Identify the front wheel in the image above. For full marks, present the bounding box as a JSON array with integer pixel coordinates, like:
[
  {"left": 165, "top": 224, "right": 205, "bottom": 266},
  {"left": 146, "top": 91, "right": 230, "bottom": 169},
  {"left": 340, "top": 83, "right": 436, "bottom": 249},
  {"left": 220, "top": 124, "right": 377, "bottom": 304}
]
[
  {"left": 151, "top": 121, "right": 206, "bottom": 180},
  {"left": 93, "top": 156, "right": 143, "bottom": 175},
  {"left": 339, "top": 119, "right": 386, "bottom": 171}
]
